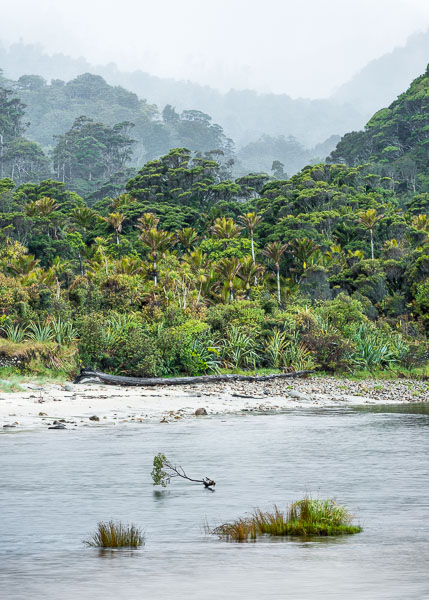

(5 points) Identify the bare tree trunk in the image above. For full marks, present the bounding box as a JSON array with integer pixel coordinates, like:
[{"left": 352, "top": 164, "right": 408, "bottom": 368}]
[{"left": 74, "top": 368, "right": 314, "bottom": 386}]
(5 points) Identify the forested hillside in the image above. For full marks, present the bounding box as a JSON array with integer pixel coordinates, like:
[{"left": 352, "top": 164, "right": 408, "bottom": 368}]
[
  {"left": 0, "top": 64, "right": 428, "bottom": 379},
  {"left": 329, "top": 65, "right": 429, "bottom": 195},
  {"left": 0, "top": 143, "right": 427, "bottom": 378},
  {"left": 0, "top": 70, "right": 339, "bottom": 196},
  {"left": 0, "top": 40, "right": 364, "bottom": 147}
]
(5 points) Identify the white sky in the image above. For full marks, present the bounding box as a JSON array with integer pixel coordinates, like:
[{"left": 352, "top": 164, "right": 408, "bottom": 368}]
[{"left": 1, "top": 0, "right": 429, "bottom": 97}]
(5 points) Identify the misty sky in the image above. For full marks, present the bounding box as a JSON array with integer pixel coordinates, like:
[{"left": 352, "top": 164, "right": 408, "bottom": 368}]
[{"left": 2, "top": 0, "right": 429, "bottom": 98}]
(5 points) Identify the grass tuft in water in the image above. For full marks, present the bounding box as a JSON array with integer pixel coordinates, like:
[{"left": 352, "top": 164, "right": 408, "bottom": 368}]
[
  {"left": 85, "top": 521, "right": 145, "bottom": 548},
  {"left": 211, "top": 497, "right": 362, "bottom": 542}
]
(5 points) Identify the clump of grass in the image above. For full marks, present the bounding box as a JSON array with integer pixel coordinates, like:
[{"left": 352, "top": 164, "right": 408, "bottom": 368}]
[
  {"left": 0, "top": 380, "right": 25, "bottom": 393},
  {"left": 85, "top": 521, "right": 144, "bottom": 548},
  {"left": 211, "top": 497, "right": 362, "bottom": 542}
]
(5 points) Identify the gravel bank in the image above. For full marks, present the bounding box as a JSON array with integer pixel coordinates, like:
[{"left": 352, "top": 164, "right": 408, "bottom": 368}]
[{"left": 0, "top": 376, "right": 427, "bottom": 431}]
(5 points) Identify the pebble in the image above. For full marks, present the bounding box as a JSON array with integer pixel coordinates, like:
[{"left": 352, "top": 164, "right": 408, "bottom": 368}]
[
  {"left": 64, "top": 383, "right": 74, "bottom": 392},
  {"left": 89, "top": 415, "right": 100, "bottom": 421},
  {"left": 195, "top": 407, "right": 208, "bottom": 416},
  {"left": 287, "top": 390, "right": 311, "bottom": 401}
]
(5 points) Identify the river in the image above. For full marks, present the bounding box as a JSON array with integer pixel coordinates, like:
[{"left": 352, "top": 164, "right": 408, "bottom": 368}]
[{"left": 1, "top": 405, "right": 428, "bottom": 599}]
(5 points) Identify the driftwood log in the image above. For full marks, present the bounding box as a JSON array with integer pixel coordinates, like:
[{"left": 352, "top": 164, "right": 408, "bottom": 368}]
[{"left": 73, "top": 367, "right": 314, "bottom": 386}]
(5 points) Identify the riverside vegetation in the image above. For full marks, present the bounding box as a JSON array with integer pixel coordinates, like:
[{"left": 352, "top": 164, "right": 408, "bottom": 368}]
[
  {"left": 85, "top": 521, "right": 144, "bottom": 548},
  {"left": 210, "top": 497, "right": 362, "bottom": 542},
  {"left": 83, "top": 498, "right": 361, "bottom": 548},
  {"left": 0, "top": 67, "right": 428, "bottom": 381}
]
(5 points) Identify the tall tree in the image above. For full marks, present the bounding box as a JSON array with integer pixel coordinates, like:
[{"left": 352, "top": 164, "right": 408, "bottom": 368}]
[
  {"left": 139, "top": 228, "right": 175, "bottom": 284},
  {"left": 238, "top": 212, "right": 262, "bottom": 263},
  {"left": 214, "top": 257, "right": 243, "bottom": 302},
  {"left": 103, "top": 212, "right": 125, "bottom": 245},
  {"left": 357, "top": 209, "right": 384, "bottom": 260},
  {"left": 210, "top": 217, "right": 242, "bottom": 239},
  {"left": 262, "top": 241, "right": 289, "bottom": 303}
]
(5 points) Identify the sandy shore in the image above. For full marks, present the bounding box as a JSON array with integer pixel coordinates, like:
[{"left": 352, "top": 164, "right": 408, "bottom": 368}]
[{"left": 0, "top": 376, "right": 427, "bottom": 430}]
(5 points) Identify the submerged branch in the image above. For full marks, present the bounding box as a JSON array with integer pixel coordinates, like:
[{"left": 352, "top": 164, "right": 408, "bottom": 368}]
[{"left": 152, "top": 453, "right": 215, "bottom": 490}]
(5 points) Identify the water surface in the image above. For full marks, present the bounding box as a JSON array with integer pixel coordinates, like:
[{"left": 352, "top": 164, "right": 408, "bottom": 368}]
[{"left": 1, "top": 405, "right": 428, "bottom": 599}]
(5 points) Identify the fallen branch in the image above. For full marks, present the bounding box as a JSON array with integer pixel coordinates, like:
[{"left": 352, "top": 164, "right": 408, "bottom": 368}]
[
  {"left": 151, "top": 453, "right": 215, "bottom": 490},
  {"left": 74, "top": 368, "right": 314, "bottom": 386}
]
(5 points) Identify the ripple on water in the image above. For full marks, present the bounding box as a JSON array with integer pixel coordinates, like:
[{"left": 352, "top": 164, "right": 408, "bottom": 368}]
[{"left": 0, "top": 407, "right": 428, "bottom": 600}]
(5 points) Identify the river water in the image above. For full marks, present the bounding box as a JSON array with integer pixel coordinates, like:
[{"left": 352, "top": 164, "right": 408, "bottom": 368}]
[{"left": 1, "top": 405, "right": 428, "bottom": 600}]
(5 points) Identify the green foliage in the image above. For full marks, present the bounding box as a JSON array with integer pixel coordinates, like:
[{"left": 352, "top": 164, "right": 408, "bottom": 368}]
[
  {"left": 211, "top": 497, "right": 362, "bottom": 542},
  {"left": 221, "top": 325, "right": 260, "bottom": 369},
  {"left": 1, "top": 323, "right": 27, "bottom": 343},
  {"left": 1, "top": 70, "right": 428, "bottom": 380},
  {"left": 151, "top": 453, "right": 169, "bottom": 487},
  {"left": 50, "top": 318, "right": 76, "bottom": 346},
  {"left": 27, "top": 321, "right": 54, "bottom": 343},
  {"left": 349, "top": 324, "right": 401, "bottom": 370},
  {"left": 109, "top": 325, "right": 164, "bottom": 377},
  {"left": 414, "top": 280, "right": 429, "bottom": 331},
  {"left": 329, "top": 65, "right": 429, "bottom": 193}
]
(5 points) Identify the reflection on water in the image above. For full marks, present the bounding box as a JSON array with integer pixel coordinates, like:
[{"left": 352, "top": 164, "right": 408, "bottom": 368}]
[
  {"left": 352, "top": 402, "right": 429, "bottom": 415},
  {"left": 0, "top": 407, "right": 428, "bottom": 600}
]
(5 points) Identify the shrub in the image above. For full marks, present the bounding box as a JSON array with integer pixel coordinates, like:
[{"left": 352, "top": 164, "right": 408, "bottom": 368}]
[
  {"left": 76, "top": 314, "right": 108, "bottom": 367},
  {"left": 281, "top": 336, "right": 317, "bottom": 371},
  {"left": 349, "top": 324, "right": 398, "bottom": 370},
  {"left": 316, "top": 293, "right": 367, "bottom": 332},
  {"left": 1, "top": 323, "right": 28, "bottom": 343},
  {"left": 27, "top": 321, "right": 54, "bottom": 343},
  {"left": 206, "top": 301, "right": 265, "bottom": 334},
  {"left": 50, "top": 318, "right": 76, "bottom": 346},
  {"left": 414, "top": 280, "right": 429, "bottom": 331},
  {"left": 221, "top": 325, "right": 261, "bottom": 369},
  {"left": 302, "top": 332, "right": 353, "bottom": 371},
  {"left": 112, "top": 326, "right": 163, "bottom": 377},
  {"left": 156, "top": 320, "right": 213, "bottom": 376},
  {"left": 264, "top": 329, "right": 288, "bottom": 369}
]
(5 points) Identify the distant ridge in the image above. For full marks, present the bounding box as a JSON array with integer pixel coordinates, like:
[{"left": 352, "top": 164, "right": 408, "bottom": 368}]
[
  {"left": 0, "top": 40, "right": 364, "bottom": 147},
  {"left": 332, "top": 29, "right": 429, "bottom": 115}
]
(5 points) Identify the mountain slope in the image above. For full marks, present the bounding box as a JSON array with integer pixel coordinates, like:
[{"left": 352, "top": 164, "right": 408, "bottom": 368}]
[
  {"left": 332, "top": 29, "right": 429, "bottom": 116},
  {"left": 0, "top": 41, "right": 365, "bottom": 147},
  {"left": 329, "top": 65, "right": 429, "bottom": 194}
]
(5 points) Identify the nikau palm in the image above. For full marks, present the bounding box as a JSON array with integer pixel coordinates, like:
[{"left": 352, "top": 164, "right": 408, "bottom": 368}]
[
  {"left": 178, "top": 227, "right": 199, "bottom": 251},
  {"left": 71, "top": 206, "right": 95, "bottom": 231},
  {"left": 239, "top": 255, "right": 265, "bottom": 298},
  {"left": 139, "top": 228, "right": 175, "bottom": 284},
  {"left": 262, "top": 241, "right": 289, "bottom": 303},
  {"left": 103, "top": 212, "right": 125, "bottom": 245},
  {"left": 357, "top": 209, "right": 384, "bottom": 260},
  {"left": 238, "top": 212, "right": 263, "bottom": 263},
  {"left": 214, "top": 257, "right": 243, "bottom": 302},
  {"left": 210, "top": 217, "right": 242, "bottom": 239}
]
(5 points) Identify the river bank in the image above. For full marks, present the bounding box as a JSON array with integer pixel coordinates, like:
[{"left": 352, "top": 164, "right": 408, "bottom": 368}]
[{"left": 0, "top": 375, "right": 427, "bottom": 430}]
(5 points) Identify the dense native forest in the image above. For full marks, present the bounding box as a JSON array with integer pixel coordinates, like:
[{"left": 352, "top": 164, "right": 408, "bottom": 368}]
[{"left": 0, "top": 64, "right": 428, "bottom": 379}]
